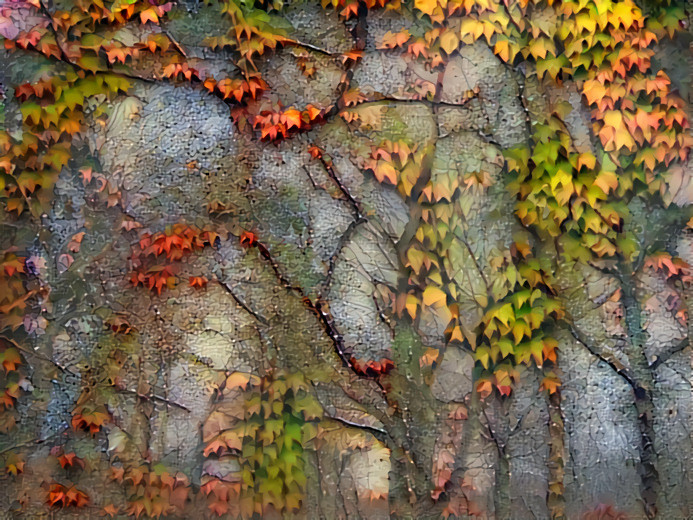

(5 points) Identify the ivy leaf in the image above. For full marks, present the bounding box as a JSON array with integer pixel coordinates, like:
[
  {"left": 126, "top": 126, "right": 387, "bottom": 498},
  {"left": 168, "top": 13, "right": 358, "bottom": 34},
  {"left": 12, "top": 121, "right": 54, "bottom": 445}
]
[
  {"left": 414, "top": 0, "right": 438, "bottom": 16},
  {"left": 439, "top": 30, "right": 459, "bottom": 55},
  {"left": 76, "top": 55, "right": 102, "bottom": 74}
]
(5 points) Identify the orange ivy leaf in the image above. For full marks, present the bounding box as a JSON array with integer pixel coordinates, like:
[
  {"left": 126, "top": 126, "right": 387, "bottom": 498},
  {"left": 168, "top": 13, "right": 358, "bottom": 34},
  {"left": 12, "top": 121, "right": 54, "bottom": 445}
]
[
  {"left": 378, "top": 30, "right": 411, "bottom": 49},
  {"left": 307, "top": 145, "right": 323, "bottom": 159},
  {"left": 189, "top": 276, "right": 208, "bottom": 288},
  {"left": 47, "top": 483, "right": 89, "bottom": 508},
  {"left": 139, "top": 8, "right": 159, "bottom": 24},
  {"left": 72, "top": 407, "right": 109, "bottom": 434},
  {"left": 240, "top": 231, "right": 257, "bottom": 248},
  {"left": 476, "top": 378, "right": 493, "bottom": 400},
  {"left": 101, "top": 504, "right": 119, "bottom": 517},
  {"left": 539, "top": 375, "right": 561, "bottom": 394},
  {"left": 341, "top": 48, "right": 363, "bottom": 65}
]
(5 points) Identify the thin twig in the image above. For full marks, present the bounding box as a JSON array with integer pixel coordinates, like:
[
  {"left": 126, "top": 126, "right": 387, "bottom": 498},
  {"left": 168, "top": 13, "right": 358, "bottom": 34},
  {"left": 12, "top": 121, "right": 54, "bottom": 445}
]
[
  {"left": 117, "top": 388, "right": 191, "bottom": 412},
  {"left": 216, "top": 279, "right": 269, "bottom": 325},
  {"left": 567, "top": 323, "right": 641, "bottom": 391}
]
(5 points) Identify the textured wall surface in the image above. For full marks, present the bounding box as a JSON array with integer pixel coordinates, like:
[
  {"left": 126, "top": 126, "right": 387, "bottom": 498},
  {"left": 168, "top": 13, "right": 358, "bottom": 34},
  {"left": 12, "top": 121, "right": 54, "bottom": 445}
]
[{"left": 0, "top": 0, "right": 692, "bottom": 518}]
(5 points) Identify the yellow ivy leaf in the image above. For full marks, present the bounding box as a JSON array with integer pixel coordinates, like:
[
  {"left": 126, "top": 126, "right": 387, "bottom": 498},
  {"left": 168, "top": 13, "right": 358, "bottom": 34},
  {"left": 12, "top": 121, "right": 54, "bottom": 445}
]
[
  {"left": 494, "top": 38, "right": 510, "bottom": 62},
  {"left": 406, "top": 294, "right": 419, "bottom": 320},
  {"left": 373, "top": 160, "right": 398, "bottom": 185},
  {"left": 439, "top": 30, "right": 460, "bottom": 55},
  {"left": 459, "top": 18, "right": 484, "bottom": 44},
  {"left": 415, "top": 0, "right": 438, "bottom": 16},
  {"left": 593, "top": 170, "right": 618, "bottom": 195},
  {"left": 422, "top": 286, "right": 447, "bottom": 307}
]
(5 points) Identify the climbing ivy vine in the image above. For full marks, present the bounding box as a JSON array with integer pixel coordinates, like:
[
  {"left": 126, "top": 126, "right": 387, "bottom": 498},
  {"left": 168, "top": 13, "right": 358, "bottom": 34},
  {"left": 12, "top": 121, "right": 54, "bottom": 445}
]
[{"left": 0, "top": 0, "right": 690, "bottom": 516}]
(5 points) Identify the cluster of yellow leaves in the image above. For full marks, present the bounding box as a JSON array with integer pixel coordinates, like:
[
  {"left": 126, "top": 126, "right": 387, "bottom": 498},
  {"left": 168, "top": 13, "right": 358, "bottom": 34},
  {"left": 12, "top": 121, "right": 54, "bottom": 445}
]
[
  {"left": 414, "top": 0, "right": 495, "bottom": 23},
  {"left": 1, "top": 72, "right": 127, "bottom": 215},
  {"left": 364, "top": 138, "right": 464, "bottom": 339},
  {"left": 453, "top": 0, "right": 690, "bottom": 397},
  {"left": 573, "top": 11, "right": 691, "bottom": 184},
  {"left": 63, "top": 0, "right": 172, "bottom": 27},
  {"left": 504, "top": 0, "right": 690, "bottom": 260},
  {"left": 205, "top": 0, "right": 289, "bottom": 75},
  {"left": 475, "top": 247, "right": 562, "bottom": 397},
  {"left": 6, "top": 0, "right": 182, "bottom": 76},
  {"left": 201, "top": 370, "right": 322, "bottom": 518},
  {"left": 364, "top": 134, "right": 559, "bottom": 396},
  {"left": 377, "top": 23, "right": 469, "bottom": 69},
  {"left": 547, "top": 0, "right": 691, "bottom": 193},
  {"left": 406, "top": 0, "right": 688, "bottom": 174},
  {"left": 363, "top": 138, "right": 432, "bottom": 196},
  {"left": 506, "top": 113, "right": 637, "bottom": 262},
  {"left": 408, "top": 0, "right": 563, "bottom": 70}
]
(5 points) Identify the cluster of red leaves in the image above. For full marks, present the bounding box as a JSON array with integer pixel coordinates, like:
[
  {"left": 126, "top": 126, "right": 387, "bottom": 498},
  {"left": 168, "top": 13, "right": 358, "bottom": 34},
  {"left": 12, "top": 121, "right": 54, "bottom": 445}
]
[
  {"left": 0, "top": 340, "right": 24, "bottom": 410},
  {"left": 129, "top": 224, "right": 219, "bottom": 295},
  {"left": 0, "top": 251, "right": 32, "bottom": 432},
  {"left": 57, "top": 0, "right": 172, "bottom": 26},
  {"left": 2, "top": 9, "right": 60, "bottom": 60},
  {"left": 71, "top": 403, "right": 109, "bottom": 434},
  {"left": 250, "top": 105, "right": 327, "bottom": 142},
  {"left": 0, "top": 252, "right": 31, "bottom": 332},
  {"left": 321, "top": 0, "right": 394, "bottom": 19},
  {"left": 203, "top": 74, "right": 268, "bottom": 104},
  {"left": 644, "top": 252, "right": 692, "bottom": 283},
  {"left": 307, "top": 145, "right": 323, "bottom": 160},
  {"left": 381, "top": 30, "right": 433, "bottom": 63},
  {"left": 189, "top": 276, "right": 209, "bottom": 289},
  {"left": 50, "top": 447, "right": 86, "bottom": 470},
  {"left": 476, "top": 367, "right": 521, "bottom": 399},
  {"left": 200, "top": 478, "right": 242, "bottom": 517},
  {"left": 349, "top": 357, "right": 394, "bottom": 376},
  {"left": 46, "top": 483, "right": 89, "bottom": 509},
  {"left": 239, "top": 231, "right": 257, "bottom": 248},
  {"left": 130, "top": 264, "right": 178, "bottom": 295},
  {"left": 8, "top": 15, "right": 172, "bottom": 68},
  {"left": 162, "top": 59, "right": 200, "bottom": 81},
  {"left": 136, "top": 225, "right": 219, "bottom": 261},
  {"left": 378, "top": 24, "right": 462, "bottom": 69}
]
